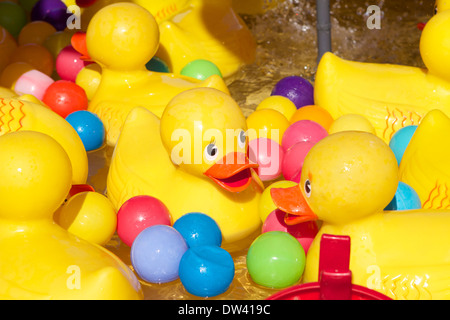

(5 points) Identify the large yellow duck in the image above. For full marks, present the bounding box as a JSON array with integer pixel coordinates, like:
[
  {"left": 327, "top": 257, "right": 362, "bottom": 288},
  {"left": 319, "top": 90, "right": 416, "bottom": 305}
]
[
  {"left": 0, "top": 131, "right": 142, "bottom": 299},
  {"left": 0, "top": 96, "right": 88, "bottom": 184},
  {"left": 107, "top": 88, "right": 263, "bottom": 251},
  {"left": 399, "top": 109, "right": 450, "bottom": 209},
  {"left": 314, "top": 0, "right": 450, "bottom": 143},
  {"left": 79, "top": 0, "right": 256, "bottom": 77},
  {"left": 85, "top": 2, "right": 230, "bottom": 146},
  {"left": 271, "top": 131, "right": 450, "bottom": 300}
]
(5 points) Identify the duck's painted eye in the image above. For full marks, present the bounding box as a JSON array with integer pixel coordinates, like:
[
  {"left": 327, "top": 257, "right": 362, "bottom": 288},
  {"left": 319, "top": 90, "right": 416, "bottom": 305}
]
[
  {"left": 304, "top": 179, "right": 311, "bottom": 198},
  {"left": 238, "top": 130, "right": 246, "bottom": 149},
  {"left": 205, "top": 143, "right": 219, "bottom": 162},
  {"left": 434, "top": 5, "right": 438, "bottom": 15}
]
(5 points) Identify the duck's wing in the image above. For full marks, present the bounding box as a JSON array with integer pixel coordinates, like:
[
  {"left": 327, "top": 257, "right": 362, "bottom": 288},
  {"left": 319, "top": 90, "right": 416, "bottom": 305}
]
[
  {"left": 107, "top": 107, "right": 176, "bottom": 209},
  {"left": 314, "top": 52, "right": 450, "bottom": 143}
]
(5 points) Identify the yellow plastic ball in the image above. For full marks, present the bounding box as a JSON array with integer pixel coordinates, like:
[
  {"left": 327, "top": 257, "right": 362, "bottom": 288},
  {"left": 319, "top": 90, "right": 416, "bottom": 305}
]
[
  {"left": 259, "top": 180, "right": 298, "bottom": 222},
  {"left": 75, "top": 63, "right": 102, "bottom": 101},
  {"left": 246, "top": 108, "right": 290, "bottom": 145},
  {"left": 42, "top": 30, "right": 74, "bottom": 59},
  {"left": 18, "top": 21, "right": 56, "bottom": 46},
  {"left": 290, "top": 105, "right": 334, "bottom": 131},
  {"left": 328, "top": 114, "right": 376, "bottom": 135},
  {"left": 256, "top": 95, "right": 297, "bottom": 121},
  {"left": 56, "top": 191, "right": 117, "bottom": 246}
]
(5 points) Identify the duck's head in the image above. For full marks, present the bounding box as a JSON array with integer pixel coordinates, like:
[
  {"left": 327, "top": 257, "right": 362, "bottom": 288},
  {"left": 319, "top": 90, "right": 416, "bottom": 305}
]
[
  {"left": 86, "top": 2, "right": 159, "bottom": 70},
  {"left": 0, "top": 131, "right": 72, "bottom": 220},
  {"left": 161, "top": 88, "right": 259, "bottom": 193},
  {"left": 271, "top": 132, "right": 398, "bottom": 226},
  {"left": 420, "top": 1, "right": 450, "bottom": 81}
]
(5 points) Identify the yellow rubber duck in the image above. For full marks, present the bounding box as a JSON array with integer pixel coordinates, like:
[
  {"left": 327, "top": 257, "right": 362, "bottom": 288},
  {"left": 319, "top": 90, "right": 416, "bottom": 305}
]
[
  {"left": 314, "top": 0, "right": 450, "bottom": 143},
  {"left": 0, "top": 131, "right": 142, "bottom": 299},
  {"left": 271, "top": 131, "right": 450, "bottom": 300},
  {"left": 85, "top": 2, "right": 230, "bottom": 146},
  {"left": 107, "top": 88, "right": 263, "bottom": 251},
  {"left": 79, "top": 0, "right": 256, "bottom": 77},
  {"left": 0, "top": 96, "right": 88, "bottom": 184},
  {"left": 399, "top": 109, "right": 450, "bottom": 209}
]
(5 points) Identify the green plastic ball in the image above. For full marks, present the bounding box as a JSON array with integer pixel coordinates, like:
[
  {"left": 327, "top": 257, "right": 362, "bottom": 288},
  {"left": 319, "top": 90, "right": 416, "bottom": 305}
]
[
  {"left": 180, "top": 59, "right": 222, "bottom": 80},
  {"left": 246, "top": 231, "right": 306, "bottom": 289},
  {"left": 0, "top": 1, "right": 28, "bottom": 38},
  {"left": 18, "top": 0, "right": 40, "bottom": 12}
]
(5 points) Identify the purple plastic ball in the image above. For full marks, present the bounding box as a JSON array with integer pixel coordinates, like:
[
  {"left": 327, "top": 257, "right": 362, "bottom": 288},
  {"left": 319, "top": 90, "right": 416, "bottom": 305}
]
[
  {"left": 31, "top": 0, "right": 71, "bottom": 31},
  {"left": 271, "top": 76, "right": 314, "bottom": 109}
]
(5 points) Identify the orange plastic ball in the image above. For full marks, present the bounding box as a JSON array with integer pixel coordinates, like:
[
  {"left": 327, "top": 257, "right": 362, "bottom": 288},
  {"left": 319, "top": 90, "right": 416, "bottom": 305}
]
[
  {"left": 18, "top": 21, "right": 57, "bottom": 46},
  {"left": 10, "top": 43, "right": 54, "bottom": 76},
  {"left": 0, "top": 26, "right": 18, "bottom": 73},
  {"left": 290, "top": 105, "right": 334, "bottom": 131},
  {"left": 42, "top": 80, "right": 89, "bottom": 118},
  {"left": 0, "top": 61, "right": 34, "bottom": 88},
  {"left": 246, "top": 109, "right": 290, "bottom": 145}
]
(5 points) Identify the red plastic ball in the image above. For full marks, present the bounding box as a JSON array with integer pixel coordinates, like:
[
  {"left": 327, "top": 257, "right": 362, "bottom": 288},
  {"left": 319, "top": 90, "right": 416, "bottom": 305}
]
[
  {"left": 117, "top": 195, "right": 172, "bottom": 247},
  {"left": 42, "top": 80, "right": 88, "bottom": 118}
]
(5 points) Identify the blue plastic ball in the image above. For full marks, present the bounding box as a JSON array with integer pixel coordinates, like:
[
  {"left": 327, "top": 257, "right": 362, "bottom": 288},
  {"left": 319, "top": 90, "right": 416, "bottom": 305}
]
[
  {"left": 145, "top": 56, "right": 170, "bottom": 73},
  {"left": 385, "top": 181, "right": 421, "bottom": 211},
  {"left": 179, "top": 245, "right": 235, "bottom": 297},
  {"left": 173, "top": 212, "right": 222, "bottom": 248},
  {"left": 65, "top": 110, "right": 105, "bottom": 151},
  {"left": 389, "top": 125, "right": 418, "bottom": 166},
  {"left": 130, "top": 225, "right": 188, "bottom": 284}
]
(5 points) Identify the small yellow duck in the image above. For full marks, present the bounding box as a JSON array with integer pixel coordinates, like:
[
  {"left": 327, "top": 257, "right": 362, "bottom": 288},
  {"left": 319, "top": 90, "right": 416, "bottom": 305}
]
[
  {"left": 85, "top": 2, "right": 230, "bottom": 146},
  {"left": 0, "top": 131, "right": 142, "bottom": 299},
  {"left": 314, "top": 0, "right": 450, "bottom": 143},
  {"left": 0, "top": 96, "right": 88, "bottom": 184},
  {"left": 399, "top": 109, "right": 450, "bottom": 209},
  {"left": 271, "top": 131, "right": 450, "bottom": 300},
  {"left": 107, "top": 88, "right": 263, "bottom": 251}
]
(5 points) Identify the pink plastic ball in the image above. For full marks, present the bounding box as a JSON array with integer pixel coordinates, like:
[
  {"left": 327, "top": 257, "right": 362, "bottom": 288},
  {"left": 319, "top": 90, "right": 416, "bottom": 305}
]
[
  {"left": 262, "top": 209, "right": 318, "bottom": 254},
  {"left": 117, "top": 195, "right": 172, "bottom": 247},
  {"left": 56, "top": 45, "right": 92, "bottom": 82},
  {"left": 282, "top": 141, "right": 315, "bottom": 183},
  {"left": 248, "top": 137, "right": 284, "bottom": 181},
  {"left": 281, "top": 120, "right": 328, "bottom": 152},
  {"left": 14, "top": 69, "right": 54, "bottom": 100}
]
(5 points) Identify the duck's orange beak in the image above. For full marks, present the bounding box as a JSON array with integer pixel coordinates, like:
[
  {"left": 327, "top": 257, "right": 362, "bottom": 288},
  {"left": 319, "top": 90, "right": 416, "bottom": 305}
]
[
  {"left": 270, "top": 185, "right": 318, "bottom": 225},
  {"left": 71, "top": 32, "right": 92, "bottom": 61},
  {"left": 204, "top": 152, "right": 258, "bottom": 193}
]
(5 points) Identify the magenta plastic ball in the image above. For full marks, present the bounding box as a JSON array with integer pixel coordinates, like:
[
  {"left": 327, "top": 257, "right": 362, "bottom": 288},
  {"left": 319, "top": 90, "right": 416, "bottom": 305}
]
[
  {"left": 282, "top": 141, "right": 315, "bottom": 183},
  {"left": 248, "top": 137, "right": 284, "bottom": 181},
  {"left": 281, "top": 120, "right": 328, "bottom": 152},
  {"left": 56, "top": 46, "right": 92, "bottom": 82},
  {"left": 271, "top": 76, "right": 314, "bottom": 109},
  {"left": 117, "top": 195, "right": 172, "bottom": 247},
  {"left": 262, "top": 209, "right": 318, "bottom": 254}
]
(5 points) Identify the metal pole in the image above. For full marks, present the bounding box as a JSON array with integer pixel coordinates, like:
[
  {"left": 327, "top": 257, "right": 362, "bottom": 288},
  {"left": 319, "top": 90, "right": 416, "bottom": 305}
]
[{"left": 316, "top": 0, "right": 332, "bottom": 63}]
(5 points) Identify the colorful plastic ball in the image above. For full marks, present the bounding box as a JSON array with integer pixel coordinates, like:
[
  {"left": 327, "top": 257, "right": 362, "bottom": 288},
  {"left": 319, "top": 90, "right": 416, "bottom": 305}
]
[
  {"left": 0, "top": 62, "right": 33, "bottom": 89},
  {"left": 385, "top": 181, "right": 421, "bottom": 211},
  {"left": 42, "top": 80, "right": 88, "bottom": 118},
  {"left": 289, "top": 104, "right": 334, "bottom": 131},
  {"left": 145, "top": 56, "right": 170, "bottom": 73},
  {"left": 31, "top": 0, "right": 71, "bottom": 31},
  {"left": 173, "top": 212, "right": 222, "bottom": 248},
  {"left": 259, "top": 180, "right": 297, "bottom": 222},
  {"left": 248, "top": 137, "right": 284, "bottom": 181},
  {"left": 271, "top": 76, "right": 314, "bottom": 109},
  {"left": 56, "top": 45, "right": 92, "bottom": 82},
  {"left": 179, "top": 245, "right": 235, "bottom": 297},
  {"left": 328, "top": 114, "right": 376, "bottom": 135},
  {"left": 0, "top": 1, "right": 27, "bottom": 38},
  {"left": 180, "top": 59, "right": 222, "bottom": 81},
  {"left": 262, "top": 209, "right": 318, "bottom": 254},
  {"left": 246, "top": 108, "right": 290, "bottom": 145},
  {"left": 75, "top": 63, "right": 101, "bottom": 100},
  {"left": 0, "top": 26, "right": 18, "bottom": 73},
  {"left": 130, "top": 225, "right": 188, "bottom": 284},
  {"left": 389, "top": 125, "right": 418, "bottom": 166},
  {"left": 117, "top": 195, "right": 172, "bottom": 247},
  {"left": 43, "top": 30, "right": 74, "bottom": 58},
  {"left": 19, "top": 0, "right": 40, "bottom": 12},
  {"left": 65, "top": 110, "right": 105, "bottom": 151},
  {"left": 18, "top": 21, "right": 57, "bottom": 46},
  {"left": 10, "top": 43, "right": 54, "bottom": 76},
  {"left": 256, "top": 95, "right": 297, "bottom": 121},
  {"left": 55, "top": 191, "right": 117, "bottom": 246},
  {"left": 14, "top": 69, "right": 54, "bottom": 100},
  {"left": 76, "top": 0, "right": 97, "bottom": 7},
  {"left": 281, "top": 120, "right": 328, "bottom": 152},
  {"left": 246, "top": 231, "right": 306, "bottom": 289},
  {"left": 282, "top": 141, "right": 315, "bottom": 183}
]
